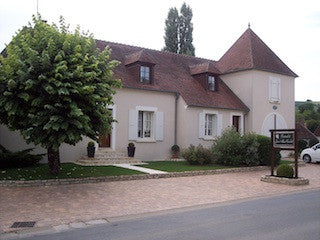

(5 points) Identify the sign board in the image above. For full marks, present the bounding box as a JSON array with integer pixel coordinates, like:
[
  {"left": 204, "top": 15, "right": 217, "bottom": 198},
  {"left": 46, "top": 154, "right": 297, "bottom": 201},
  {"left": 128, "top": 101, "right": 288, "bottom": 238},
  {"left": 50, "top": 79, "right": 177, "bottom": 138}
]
[
  {"left": 273, "top": 131, "right": 295, "bottom": 149},
  {"left": 270, "top": 129, "right": 298, "bottom": 178}
]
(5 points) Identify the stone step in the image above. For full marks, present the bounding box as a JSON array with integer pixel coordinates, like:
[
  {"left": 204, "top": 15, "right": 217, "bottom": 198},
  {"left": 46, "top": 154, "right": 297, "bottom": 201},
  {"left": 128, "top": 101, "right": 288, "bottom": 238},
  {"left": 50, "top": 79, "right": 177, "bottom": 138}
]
[
  {"left": 95, "top": 153, "right": 127, "bottom": 158},
  {"left": 75, "top": 158, "right": 143, "bottom": 166}
]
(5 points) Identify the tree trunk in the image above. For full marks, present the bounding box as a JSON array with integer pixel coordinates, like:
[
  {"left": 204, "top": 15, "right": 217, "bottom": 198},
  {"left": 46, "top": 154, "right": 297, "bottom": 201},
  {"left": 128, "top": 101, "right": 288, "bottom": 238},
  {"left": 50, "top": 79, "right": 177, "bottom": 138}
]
[{"left": 48, "top": 147, "right": 60, "bottom": 175}]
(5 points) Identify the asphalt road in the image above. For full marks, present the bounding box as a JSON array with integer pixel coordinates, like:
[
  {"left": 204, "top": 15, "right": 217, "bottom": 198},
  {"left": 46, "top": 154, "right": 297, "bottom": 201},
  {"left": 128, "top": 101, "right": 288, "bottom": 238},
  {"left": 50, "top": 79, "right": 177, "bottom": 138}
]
[{"left": 5, "top": 189, "right": 320, "bottom": 240}]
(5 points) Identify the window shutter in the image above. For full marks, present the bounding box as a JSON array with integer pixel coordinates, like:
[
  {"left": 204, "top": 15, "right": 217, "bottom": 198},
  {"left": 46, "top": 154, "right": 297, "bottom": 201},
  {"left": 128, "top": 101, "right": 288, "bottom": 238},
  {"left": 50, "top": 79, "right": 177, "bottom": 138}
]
[
  {"left": 269, "top": 77, "right": 280, "bottom": 102},
  {"left": 155, "top": 111, "right": 164, "bottom": 141},
  {"left": 199, "top": 112, "right": 205, "bottom": 138},
  {"left": 128, "top": 109, "right": 138, "bottom": 140},
  {"left": 217, "top": 114, "right": 223, "bottom": 136}
]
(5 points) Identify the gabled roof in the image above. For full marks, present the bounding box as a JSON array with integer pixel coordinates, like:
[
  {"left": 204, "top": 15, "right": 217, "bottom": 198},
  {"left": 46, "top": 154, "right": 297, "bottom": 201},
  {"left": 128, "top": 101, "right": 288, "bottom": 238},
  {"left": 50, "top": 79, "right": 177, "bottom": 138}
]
[
  {"left": 314, "top": 125, "right": 320, "bottom": 137},
  {"left": 96, "top": 40, "right": 249, "bottom": 112},
  {"left": 190, "top": 62, "right": 221, "bottom": 75},
  {"left": 124, "top": 49, "right": 156, "bottom": 66},
  {"left": 218, "top": 28, "right": 298, "bottom": 77},
  {"left": 296, "top": 123, "right": 318, "bottom": 140}
]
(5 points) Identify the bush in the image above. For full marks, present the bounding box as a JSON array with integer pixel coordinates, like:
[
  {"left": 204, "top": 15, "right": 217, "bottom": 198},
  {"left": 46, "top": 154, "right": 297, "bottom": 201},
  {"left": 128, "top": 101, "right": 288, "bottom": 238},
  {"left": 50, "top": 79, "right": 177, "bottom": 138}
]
[
  {"left": 182, "top": 144, "right": 212, "bottom": 165},
  {"left": 171, "top": 145, "right": 180, "bottom": 153},
  {"left": 256, "top": 135, "right": 281, "bottom": 166},
  {"left": 309, "top": 138, "right": 319, "bottom": 147},
  {"left": 211, "top": 128, "right": 259, "bottom": 166},
  {"left": 128, "top": 142, "right": 135, "bottom": 148},
  {"left": 276, "top": 164, "right": 294, "bottom": 178},
  {"left": 298, "top": 139, "right": 308, "bottom": 153},
  {"left": 0, "top": 145, "right": 45, "bottom": 169},
  {"left": 87, "top": 141, "right": 95, "bottom": 148}
]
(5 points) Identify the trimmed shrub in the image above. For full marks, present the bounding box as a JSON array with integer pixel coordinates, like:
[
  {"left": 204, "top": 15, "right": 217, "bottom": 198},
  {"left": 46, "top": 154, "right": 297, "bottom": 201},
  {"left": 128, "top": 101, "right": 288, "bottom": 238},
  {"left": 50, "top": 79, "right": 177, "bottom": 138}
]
[
  {"left": 276, "top": 164, "right": 294, "bottom": 178},
  {"left": 182, "top": 144, "right": 212, "bottom": 165},
  {"left": 241, "top": 133, "right": 259, "bottom": 166},
  {"left": 309, "top": 138, "right": 319, "bottom": 147},
  {"left": 211, "top": 128, "right": 259, "bottom": 167},
  {"left": 0, "top": 145, "right": 45, "bottom": 169},
  {"left": 256, "top": 135, "right": 281, "bottom": 166},
  {"left": 87, "top": 141, "right": 95, "bottom": 148},
  {"left": 298, "top": 139, "right": 308, "bottom": 153}
]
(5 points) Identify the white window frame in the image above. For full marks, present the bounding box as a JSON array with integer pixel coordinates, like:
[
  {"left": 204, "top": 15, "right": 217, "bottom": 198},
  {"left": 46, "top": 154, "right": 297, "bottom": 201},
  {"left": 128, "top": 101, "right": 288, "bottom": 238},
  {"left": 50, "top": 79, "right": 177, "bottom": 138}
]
[
  {"left": 140, "top": 66, "right": 150, "bottom": 83},
  {"left": 208, "top": 76, "right": 215, "bottom": 91},
  {"left": 199, "top": 110, "right": 222, "bottom": 140},
  {"left": 230, "top": 112, "right": 244, "bottom": 135},
  {"left": 269, "top": 76, "right": 281, "bottom": 103},
  {"left": 205, "top": 114, "right": 217, "bottom": 137},
  {"left": 138, "top": 111, "right": 153, "bottom": 139}
]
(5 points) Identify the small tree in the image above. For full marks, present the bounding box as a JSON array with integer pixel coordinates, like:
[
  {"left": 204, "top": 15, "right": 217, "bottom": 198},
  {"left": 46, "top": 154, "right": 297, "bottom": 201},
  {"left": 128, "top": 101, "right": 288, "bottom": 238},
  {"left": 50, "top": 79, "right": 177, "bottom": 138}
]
[{"left": 0, "top": 15, "right": 121, "bottom": 175}]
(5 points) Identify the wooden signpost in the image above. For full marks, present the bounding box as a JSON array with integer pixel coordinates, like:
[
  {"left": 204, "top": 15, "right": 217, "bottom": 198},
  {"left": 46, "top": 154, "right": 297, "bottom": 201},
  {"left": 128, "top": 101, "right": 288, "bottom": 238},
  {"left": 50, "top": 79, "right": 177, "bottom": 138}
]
[{"left": 270, "top": 129, "right": 298, "bottom": 178}]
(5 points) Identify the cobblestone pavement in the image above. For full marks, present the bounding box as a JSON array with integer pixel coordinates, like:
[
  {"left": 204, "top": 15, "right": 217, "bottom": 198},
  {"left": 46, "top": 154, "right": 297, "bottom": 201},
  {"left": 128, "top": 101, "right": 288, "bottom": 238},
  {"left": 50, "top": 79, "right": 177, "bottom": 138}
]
[{"left": 0, "top": 164, "right": 319, "bottom": 233}]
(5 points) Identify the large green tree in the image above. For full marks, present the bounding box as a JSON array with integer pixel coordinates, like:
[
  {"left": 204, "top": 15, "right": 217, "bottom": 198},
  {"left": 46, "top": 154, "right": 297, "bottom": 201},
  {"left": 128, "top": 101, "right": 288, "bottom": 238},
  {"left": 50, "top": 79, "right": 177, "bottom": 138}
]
[
  {"left": 179, "top": 2, "right": 195, "bottom": 56},
  {"left": 163, "top": 7, "right": 179, "bottom": 53},
  {"left": 0, "top": 15, "right": 121, "bottom": 175},
  {"left": 163, "top": 2, "right": 195, "bottom": 56},
  {"left": 296, "top": 101, "right": 320, "bottom": 133}
]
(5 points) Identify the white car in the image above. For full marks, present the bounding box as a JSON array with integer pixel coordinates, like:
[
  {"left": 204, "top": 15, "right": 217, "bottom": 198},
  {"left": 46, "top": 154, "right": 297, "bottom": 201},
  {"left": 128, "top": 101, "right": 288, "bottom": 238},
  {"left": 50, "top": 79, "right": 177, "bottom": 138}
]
[{"left": 301, "top": 143, "right": 320, "bottom": 163}]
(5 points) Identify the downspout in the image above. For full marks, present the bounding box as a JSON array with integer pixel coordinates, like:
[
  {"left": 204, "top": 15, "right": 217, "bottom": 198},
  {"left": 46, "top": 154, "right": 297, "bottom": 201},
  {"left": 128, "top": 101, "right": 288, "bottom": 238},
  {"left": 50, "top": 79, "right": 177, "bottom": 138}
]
[{"left": 174, "top": 93, "right": 179, "bottom": 145}]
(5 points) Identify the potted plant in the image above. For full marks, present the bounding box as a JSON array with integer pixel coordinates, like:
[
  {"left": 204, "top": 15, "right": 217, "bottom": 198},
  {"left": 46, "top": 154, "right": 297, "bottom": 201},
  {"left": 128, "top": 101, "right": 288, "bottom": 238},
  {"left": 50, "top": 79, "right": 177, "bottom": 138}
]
[
  {"left": 87, "top": 141, "right": 95, "bottom": 158},
  {"left": 171, "top": 144, "right": 180, "bottom": 159},
  {"left": 127, "top": 142, "right": 136, "bottom": 157}
]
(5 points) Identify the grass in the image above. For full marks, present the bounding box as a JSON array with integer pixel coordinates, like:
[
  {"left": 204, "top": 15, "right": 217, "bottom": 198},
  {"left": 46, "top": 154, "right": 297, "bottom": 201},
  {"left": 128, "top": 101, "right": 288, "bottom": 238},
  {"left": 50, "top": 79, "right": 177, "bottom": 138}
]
[
  {"left": 0, "top": 163, "right": 144, "bottom": 181},
  {"left": 279, "top": 160, "right": 295, "bottom": 165},
  {"left": 138, "top": 161, "right": 235, "bottom": 172}
]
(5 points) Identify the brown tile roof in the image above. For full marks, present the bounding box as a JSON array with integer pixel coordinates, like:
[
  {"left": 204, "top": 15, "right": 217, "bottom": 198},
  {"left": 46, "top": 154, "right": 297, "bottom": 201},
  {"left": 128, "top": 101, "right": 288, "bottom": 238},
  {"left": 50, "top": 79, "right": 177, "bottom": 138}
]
[
  {"left": 218, "top": 28, "right": 298, "bottom": 77},
  {"left": 296, "top": 123, "right": 318, "bottom": 140},
  {"left": 96, "top": 40, "right": 249, "bottom": 112},
  {"left": 190, "top": 62, "right": 221, "bottom": 75},
  {"left": 124, "top": 49, "right": 156, "bottom": 66},
  {"left": 314, "top": 125, "right": 320, "bottom": 137}
]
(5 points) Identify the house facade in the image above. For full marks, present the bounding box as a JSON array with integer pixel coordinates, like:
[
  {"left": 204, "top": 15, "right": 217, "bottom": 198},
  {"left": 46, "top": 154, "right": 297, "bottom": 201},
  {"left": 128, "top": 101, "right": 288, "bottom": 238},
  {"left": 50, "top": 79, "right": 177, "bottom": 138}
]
[{"left": 0, "top": 28, "right": 297, "bottom": 161}]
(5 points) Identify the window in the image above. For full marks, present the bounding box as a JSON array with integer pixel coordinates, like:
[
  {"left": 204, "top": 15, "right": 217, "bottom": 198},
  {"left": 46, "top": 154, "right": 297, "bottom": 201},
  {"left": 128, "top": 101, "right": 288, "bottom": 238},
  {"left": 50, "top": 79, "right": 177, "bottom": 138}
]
[
  {"left": 269, "top": 77, "right": 280, "bottom": 102},
  {"left": 205, "top": 114, "right": 217, "bottom": 136},
  {"left": 208, "top": 76, "right": 215, "bottom": 91},
  {"left": 138, "top": 111, "right": 153, "bottom": 138},
  {"left": 140, "top": 66, "right": 150, "bottom": 83}
]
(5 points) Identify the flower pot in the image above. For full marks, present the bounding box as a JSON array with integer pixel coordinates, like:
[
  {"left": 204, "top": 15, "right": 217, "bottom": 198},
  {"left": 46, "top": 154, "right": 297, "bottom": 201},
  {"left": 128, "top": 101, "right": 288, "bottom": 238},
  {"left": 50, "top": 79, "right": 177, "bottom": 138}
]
[
  {"left": 127, "top": 146, "right": 136, "bottom": 157},
  {"left": 87, "top": 146, "right": 95, "bottom": 158},
  {"left": 171, "top": 152, "right": 179, "bottom": 159}
]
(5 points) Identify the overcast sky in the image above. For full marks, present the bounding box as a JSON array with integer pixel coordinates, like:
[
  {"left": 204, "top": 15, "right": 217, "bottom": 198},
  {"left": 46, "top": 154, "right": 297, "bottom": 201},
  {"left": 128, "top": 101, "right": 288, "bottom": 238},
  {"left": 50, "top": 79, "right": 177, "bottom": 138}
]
[{"left": 1, "top": 0, "right": 319, "bottom": 101}]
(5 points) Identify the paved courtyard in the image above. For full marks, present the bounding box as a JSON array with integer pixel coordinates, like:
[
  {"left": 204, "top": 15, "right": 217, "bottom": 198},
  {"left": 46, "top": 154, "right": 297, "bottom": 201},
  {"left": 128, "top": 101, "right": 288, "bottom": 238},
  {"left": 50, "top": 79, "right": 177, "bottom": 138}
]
[{"left": 0, "top": 164, "right": 319, "bottom": 233}]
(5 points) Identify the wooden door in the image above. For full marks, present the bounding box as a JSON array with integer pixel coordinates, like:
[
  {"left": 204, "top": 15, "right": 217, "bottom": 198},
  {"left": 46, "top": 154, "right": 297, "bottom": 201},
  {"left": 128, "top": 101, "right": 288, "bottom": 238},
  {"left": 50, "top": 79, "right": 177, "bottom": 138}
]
[
  {"left": 99, "top": 133, "right": 111, "bottom": 148},
  {"left": 232, "top": 116, "right": 240, "bottom": 133}
]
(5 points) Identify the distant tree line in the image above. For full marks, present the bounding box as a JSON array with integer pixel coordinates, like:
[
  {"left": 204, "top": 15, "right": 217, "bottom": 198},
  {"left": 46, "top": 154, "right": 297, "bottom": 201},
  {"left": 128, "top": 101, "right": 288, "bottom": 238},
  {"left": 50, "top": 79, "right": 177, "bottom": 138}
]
[{"left": 296, "top": 100, "right": 320, "bottom": 132}]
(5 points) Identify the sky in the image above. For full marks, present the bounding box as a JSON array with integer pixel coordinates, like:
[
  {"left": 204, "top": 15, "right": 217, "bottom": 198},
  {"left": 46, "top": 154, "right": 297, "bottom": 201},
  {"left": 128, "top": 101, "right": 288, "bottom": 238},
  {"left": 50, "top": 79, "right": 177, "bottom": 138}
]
[{"left": 0, "top": 0, "right": 319, "bottom": 101}]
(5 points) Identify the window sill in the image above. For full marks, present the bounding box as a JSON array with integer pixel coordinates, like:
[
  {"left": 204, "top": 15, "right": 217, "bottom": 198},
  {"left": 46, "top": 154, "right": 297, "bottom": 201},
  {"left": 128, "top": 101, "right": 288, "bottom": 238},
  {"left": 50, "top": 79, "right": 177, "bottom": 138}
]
[
  {"left": 200, "top": 136, "right": 217, "bottom": 141},
  {"left": 136, "top": 138, "right": 157, "bottom": 143}
]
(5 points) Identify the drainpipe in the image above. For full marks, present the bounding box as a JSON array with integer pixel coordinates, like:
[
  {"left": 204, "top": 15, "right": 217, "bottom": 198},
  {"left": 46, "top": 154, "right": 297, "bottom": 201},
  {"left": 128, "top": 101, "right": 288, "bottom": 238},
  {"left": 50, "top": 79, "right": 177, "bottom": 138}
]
[{"left": 174, "top": 93, "right": 179, "bottom": 145}]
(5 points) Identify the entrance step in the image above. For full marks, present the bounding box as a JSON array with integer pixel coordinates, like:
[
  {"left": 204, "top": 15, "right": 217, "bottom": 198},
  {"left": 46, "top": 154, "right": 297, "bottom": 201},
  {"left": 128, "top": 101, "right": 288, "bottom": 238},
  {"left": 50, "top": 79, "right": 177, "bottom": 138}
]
[{"left": 75, "top": 148, "right": 143, "bottom": 166}]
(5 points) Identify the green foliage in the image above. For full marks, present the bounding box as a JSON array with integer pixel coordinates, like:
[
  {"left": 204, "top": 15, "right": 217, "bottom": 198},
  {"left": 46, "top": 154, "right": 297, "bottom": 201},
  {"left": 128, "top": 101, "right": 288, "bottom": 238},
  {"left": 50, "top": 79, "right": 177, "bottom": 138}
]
[
  {"left": 171, "top": 144, "right": 180, "bottom": 152},
  {"left": 182, "top": 144, "right": 212, "bottom": 165},
  {"left": 87, "top": 141, "right": 95, "bottom": 148},
  {"left": 309, "top": 138, "right": 319, "bottom": 147},
  {"left": 163, "top": 2, "right": 195, "bottom": 56},
  {"left": 179, "top": 2, "right": 195, "bottom": 56},
  {"left": 298, "top": 139, "right": 308, "bottom": 153},
  {"left": 0, "top": 15, "right": 121, "bottom": 151},
  {"left": 276, "top": 164, "right": 294, "bottom": 178},
  {"left": 0, "top": 145, "right": 44, "bottom": 169},
  {"left": 128, "top": 142, "right": 135, "bottom": 148},
  {"left": 256, "top": 135, "right": 281, "bottom": 166},
  {"left": 211, "top": 128, "right": 260, "bottom": 167},
  {"left": 163, "top": 8, "right": 179, "bottom": 53},
  {"left": 295, "top": 101, "right": 320, "bottom": 133}
]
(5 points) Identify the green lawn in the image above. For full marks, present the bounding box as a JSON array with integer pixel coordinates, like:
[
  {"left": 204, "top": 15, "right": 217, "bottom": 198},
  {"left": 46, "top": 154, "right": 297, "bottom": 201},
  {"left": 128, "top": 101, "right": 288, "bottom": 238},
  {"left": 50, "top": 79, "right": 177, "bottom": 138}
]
[
  {"left": 279, "top": 160, "right": 295, "bottom": 165},
  {"left": 0, "top": 163, "right": 144, "bottom": 181},
  {"left": 138, "top": 161, "right": 235, "bottom": 172}
]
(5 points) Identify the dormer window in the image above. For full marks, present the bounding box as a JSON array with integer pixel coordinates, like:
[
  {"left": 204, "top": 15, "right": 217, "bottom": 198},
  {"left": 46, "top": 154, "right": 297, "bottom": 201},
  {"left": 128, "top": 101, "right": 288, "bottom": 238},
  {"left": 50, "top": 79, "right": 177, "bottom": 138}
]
[
  {"left": 140, "top": 66, "right": 150, "bottom": 84},
  {"left": 208, "top": 76, "right": 215, "bottom": 91}
]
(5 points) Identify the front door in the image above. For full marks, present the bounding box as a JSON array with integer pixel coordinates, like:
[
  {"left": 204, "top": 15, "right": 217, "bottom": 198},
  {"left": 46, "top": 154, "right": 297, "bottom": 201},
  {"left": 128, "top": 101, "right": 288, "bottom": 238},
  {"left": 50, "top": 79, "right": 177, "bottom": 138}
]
[
  {"left": 232, "top": 116, "right": 240, "bottom": 132},
  {"left": 99, "top": 133, "right": 111, "bottom": 148},
  {"left": 99, "top": 109, "right": 112, "bottom": 148}
]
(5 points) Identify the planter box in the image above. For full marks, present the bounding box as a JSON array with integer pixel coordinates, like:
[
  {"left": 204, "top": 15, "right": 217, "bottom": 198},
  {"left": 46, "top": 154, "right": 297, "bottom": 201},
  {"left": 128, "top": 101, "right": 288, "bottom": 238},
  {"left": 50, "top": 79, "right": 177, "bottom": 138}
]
[{"left": 261, "top": 175, "right": 309, "bottom": 186}]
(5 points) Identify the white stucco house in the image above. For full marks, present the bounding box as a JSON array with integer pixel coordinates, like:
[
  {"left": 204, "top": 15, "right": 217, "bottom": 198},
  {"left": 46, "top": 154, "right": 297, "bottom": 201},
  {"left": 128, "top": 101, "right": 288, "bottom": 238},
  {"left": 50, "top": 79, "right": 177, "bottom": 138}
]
[{"left": 0, "top": 28, "right": 297, "bottom": 162}]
